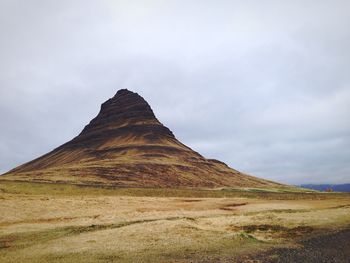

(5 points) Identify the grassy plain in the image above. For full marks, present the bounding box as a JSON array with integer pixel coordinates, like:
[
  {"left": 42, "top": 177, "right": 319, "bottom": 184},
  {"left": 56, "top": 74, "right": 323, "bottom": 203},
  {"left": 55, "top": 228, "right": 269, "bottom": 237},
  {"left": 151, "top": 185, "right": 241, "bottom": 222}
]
[{"left": 0, "top": 180, "right": 349, "bottom": 262}]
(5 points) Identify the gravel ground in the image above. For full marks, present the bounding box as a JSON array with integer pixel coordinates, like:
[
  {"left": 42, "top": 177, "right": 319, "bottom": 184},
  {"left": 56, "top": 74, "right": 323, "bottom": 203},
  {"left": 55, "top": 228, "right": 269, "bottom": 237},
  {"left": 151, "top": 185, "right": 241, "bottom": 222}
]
[{"left": 237, "top": 228, "right": 350, "bottom": 263}]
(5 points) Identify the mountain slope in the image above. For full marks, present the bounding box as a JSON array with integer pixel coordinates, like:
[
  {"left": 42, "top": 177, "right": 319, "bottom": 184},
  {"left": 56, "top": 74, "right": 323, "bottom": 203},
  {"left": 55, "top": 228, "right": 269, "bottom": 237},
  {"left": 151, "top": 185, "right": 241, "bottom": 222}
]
[{"left": 3, "top": 89, "right": 283, "bottom": 188}]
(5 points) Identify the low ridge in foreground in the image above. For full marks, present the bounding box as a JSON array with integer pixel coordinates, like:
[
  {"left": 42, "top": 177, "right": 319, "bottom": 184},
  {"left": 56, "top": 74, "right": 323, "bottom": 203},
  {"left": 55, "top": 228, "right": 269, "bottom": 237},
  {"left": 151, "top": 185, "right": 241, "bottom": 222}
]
[{"left": 3, "top": 89, "right": 283, "bottom": 188}]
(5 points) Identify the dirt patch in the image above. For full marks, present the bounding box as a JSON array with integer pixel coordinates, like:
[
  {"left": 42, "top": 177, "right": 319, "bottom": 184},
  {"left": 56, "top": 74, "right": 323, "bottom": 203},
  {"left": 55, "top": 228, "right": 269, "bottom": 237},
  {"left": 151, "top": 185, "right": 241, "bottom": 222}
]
[
  {"left": 242, "top": 224, "right": 287, "bottom": 232},
  {"left": 280, "top": 226, "right": 314, "bottom": 238},
  {"left": 181, "top": 199, "right": 203, "bottom": 203},
  {"left": 237, "top": 228, "right": 350, "bottom": 263},
  {"left": 230, "top": 224, "right": 314, "bottom": 239},
  {"left": 0, "top": 237, "right": 14, "bottom": 250},
  {"left": 220, "top": 202, "right": 248, "bottom": 211}
]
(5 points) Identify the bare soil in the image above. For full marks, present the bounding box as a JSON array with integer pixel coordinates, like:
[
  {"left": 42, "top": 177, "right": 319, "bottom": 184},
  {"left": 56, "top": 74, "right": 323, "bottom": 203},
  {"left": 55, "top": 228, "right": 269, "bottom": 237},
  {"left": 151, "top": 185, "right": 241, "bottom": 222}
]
[{"left": 237, "top": 228, "right": 350, "bottom": 263}]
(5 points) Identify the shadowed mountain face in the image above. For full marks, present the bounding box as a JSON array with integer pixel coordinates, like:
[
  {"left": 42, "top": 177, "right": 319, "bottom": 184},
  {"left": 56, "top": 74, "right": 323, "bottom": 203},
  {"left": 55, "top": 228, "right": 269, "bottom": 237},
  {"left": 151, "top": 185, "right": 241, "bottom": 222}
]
[{"left": 3, "top": 89, "right": 282, "bottom": 188}]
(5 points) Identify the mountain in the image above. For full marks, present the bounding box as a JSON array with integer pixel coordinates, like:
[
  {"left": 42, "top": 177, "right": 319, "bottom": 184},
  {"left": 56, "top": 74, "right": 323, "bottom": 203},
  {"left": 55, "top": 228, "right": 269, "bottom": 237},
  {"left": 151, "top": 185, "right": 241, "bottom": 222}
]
[
  {"left": 300, "top": 184, "right": 350, "bottom": 192},
  {"left": 2, "top": 89, "right": 283, "bottom": 188}
]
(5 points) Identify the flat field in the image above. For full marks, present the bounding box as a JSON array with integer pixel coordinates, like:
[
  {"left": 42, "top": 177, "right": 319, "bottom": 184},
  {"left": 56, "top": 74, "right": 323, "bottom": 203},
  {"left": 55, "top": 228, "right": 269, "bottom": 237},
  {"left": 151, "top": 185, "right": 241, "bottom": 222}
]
[{"left": 0, "top": 181, "right": 349, "bottom": 262}]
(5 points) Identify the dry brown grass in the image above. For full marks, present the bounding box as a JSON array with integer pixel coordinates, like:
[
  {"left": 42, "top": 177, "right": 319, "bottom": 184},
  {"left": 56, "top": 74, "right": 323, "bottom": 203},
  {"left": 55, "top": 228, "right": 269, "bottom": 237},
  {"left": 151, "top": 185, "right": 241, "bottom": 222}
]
[{"left": 0, "top": 181, "right": 349, "bottom": 262}]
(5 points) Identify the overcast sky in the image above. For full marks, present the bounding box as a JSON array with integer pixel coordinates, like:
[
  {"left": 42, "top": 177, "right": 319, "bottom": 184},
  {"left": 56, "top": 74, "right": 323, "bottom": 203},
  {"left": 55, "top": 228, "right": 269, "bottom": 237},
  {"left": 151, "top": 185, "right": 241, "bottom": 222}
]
[{"left": 1, "top": 0, "right": 349, "bottom": 184}]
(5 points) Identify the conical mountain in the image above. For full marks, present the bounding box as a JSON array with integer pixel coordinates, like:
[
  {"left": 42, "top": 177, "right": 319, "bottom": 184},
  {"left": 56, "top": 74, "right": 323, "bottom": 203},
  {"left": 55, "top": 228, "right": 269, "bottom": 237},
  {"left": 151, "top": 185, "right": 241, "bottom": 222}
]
[{"left": 3, "top": 89, "right": 282, "bottom": 188}]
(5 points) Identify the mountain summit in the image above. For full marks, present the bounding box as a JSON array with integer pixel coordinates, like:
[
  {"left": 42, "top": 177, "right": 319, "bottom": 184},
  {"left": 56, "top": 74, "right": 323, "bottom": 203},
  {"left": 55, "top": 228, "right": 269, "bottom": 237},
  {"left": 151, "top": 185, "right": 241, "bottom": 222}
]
[
  {"left": 78, "top": 89, "right": 175, "bottom": 146},
  {"left": 3, "top": 89, "right": 282, "bottom": 188}
]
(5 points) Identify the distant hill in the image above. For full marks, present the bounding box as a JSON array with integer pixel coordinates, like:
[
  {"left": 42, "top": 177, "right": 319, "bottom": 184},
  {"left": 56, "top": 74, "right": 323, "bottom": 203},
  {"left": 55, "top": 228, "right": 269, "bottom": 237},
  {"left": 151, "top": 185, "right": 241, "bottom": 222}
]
[
  {"left": 2, "top": 89, "right": 284, "bottom": 189},
  {"left": 300, "top": 184, "right": 350, "bottom": 192}
]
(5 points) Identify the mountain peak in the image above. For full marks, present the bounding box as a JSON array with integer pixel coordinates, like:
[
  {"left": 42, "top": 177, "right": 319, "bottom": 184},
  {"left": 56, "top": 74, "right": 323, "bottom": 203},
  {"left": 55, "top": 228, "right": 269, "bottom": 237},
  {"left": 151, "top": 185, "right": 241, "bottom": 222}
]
[
  {"left": 75, "top": 88, "right": 175, "bottom": 146},
  {"left": 114, "top": 88, "right": 134, "bottom": 97}
]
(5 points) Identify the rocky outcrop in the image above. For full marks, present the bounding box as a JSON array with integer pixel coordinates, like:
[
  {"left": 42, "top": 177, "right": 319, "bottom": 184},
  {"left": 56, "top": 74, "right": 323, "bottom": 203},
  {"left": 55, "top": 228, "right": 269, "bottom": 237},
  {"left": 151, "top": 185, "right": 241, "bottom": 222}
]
[{"left": 3, "top": 89, "right": 283, "bottom": 188}]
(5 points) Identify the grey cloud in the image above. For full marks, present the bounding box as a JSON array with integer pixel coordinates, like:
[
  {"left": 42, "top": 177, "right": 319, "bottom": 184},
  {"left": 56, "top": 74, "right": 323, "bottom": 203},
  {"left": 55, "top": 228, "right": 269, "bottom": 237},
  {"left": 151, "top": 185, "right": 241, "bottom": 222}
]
[{"left": 1, "top": 0, "right": 349, "bottom": 184}]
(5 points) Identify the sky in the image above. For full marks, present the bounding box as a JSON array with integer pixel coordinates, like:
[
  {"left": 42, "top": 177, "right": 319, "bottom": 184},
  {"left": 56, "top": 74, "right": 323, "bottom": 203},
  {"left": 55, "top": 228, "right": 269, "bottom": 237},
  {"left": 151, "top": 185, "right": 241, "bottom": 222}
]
[{"left": 0, "top": 0, "right": 349, "bottom": 184}]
